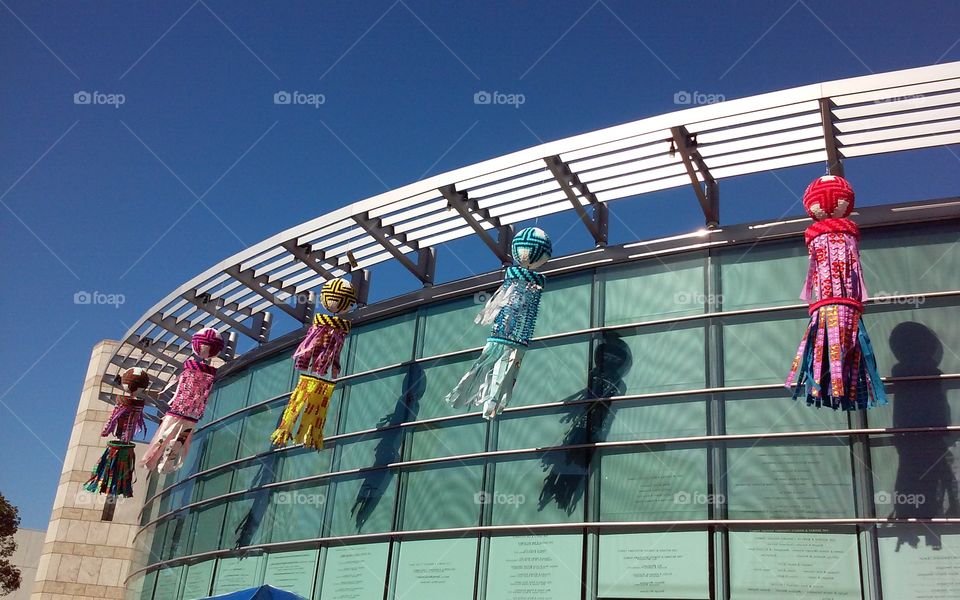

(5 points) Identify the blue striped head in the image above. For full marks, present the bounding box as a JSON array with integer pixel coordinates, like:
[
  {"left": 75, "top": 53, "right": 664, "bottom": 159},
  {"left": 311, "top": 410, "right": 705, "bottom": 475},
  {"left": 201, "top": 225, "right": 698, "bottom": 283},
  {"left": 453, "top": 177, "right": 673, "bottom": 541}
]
[{"left": 512, "top": 227, "right": 552, "bottom": 269}]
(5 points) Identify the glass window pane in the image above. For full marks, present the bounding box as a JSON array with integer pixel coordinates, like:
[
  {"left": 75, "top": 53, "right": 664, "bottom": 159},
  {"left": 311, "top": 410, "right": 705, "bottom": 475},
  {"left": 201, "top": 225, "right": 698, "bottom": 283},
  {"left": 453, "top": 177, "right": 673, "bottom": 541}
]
[
  {"left": 869, "top": 433, "right": 960, "bottom": 520},
  {"left": 726, "top": 439, "right": 856, "bottom": 519},
  {"left": 485, "top": 534, "right": 582, "bottom": 600},
  {"left": 599, "top": 446, "right": 707, "bottom": 521},
  {"left": 327, "top": 473, "right": 397, "bottom": 536},
  {"left": 877, "top": 524, "right": 960, "bottom": 597},
  {"left": 491, "top": 453, "right": 584, "bottom": 525},
  {"left": 346, "top": 313, "right": 416, "bottom": 375},
  {"left": 282, "top": 447, "right": 333, "bottom": 481},
  {"left": 598, "top": 531, "right": 709, "bottom": 599},
  {"left": 868, "top": 379, "right": 960, "bottom": 429},
  {"left": 201, "top": 417, "right": 244, "bottom": 471},
  {"left": 340, "top": 369, "right": 408, "bottom": 434},
  {"left": 409, "top": 418, "right": 487, "bottom": 460},
  {"left": 497, "top": 406, "right": 584, "bottom": 450},
  {"left": 860, "top": 224, "right": 959, "bottom": 294},
  {"left": 861, "top": 304, "right": 960, "bottom": 378},
  {"left": 247, "top": 354, "right": 294, "bottom": 405},
  {"left": 510, "top": 337, "right": 590, "bottom": 409},
  {"left": 151, "top": 565, "right": 183, "bottom": 600},
  {"left": 605, "top": 396, "right": 706, "bottom": 442},
  {"left": 536, "top": 272, "right": 592, "bottom": 336},
  {"left": 209, "top": 375, "right": 250, "bottom": 420},
  {"left": 729, "top": 529, "right": 861, "bottom": 600},
  {"left": 263, "top": 550, "right": 319, "bottom": 598},
  {"left": 318, "top": 542, "right": 389, "bottom": 600},
  {"left": 724, "top": 390, "right": 850, "bottom": 434},
  {"left": 395, "top": 537, "right": 477, "bottom": 599},
  {"left": 269, "top": 483, "right": 327, "bottom": 543},
  {"left": 236, "top": 401, "right": 285, "bottom": 461},
  {"left": 719, "top": 240, "right": 808, "bottom": 311},
  {"left": 180, "top": 559, "right": 214, "bottom": 599},
  {"left": 722, "top": 314, "right": 807, "bottom": 387},
  {"left": 402, "top": 462, "right": 483, "bottom": 530},
  {"left": 159, "top": 514, "right": 190, "bottom": 560},
  {"left": 212, "top": 555, "right": 264, "bottom": 595},
  {"left": 186, "top": 501, "right": 227, "bottom": 555},
  {"left": 420, "top": 296, "right": 490, "bottom": 358},
  {"left": 619, "top": 325, "right": 706, "bottom": 394},
  {"left": 603, "top": 254, "right": 705, "bottom": 326},
  {"left": 416, "top": 355, "right": 483, "bottom": 421}
]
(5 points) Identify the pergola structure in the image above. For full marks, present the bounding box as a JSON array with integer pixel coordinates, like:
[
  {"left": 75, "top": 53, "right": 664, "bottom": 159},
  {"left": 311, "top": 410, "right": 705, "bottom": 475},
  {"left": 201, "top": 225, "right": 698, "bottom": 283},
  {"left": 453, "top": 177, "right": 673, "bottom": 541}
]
[{"left": 100, "top": 61, "right": 960, "bottom": 417}]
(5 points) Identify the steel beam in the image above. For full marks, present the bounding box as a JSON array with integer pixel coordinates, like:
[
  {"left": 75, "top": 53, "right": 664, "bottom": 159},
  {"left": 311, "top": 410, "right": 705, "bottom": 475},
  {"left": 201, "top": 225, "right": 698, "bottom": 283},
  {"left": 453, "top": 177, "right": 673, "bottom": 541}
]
[
  {"left": 545, "top": 155, "right": 608, "bottom": 246},
  {"left": 670, "top": 126, "right": 719, "bottom": 228},
  {"left": 281, "top": 239, "right": 338, "bottom": 280},
  {"left": 224, "top": 265, "right": 312, "bottom": 324},
  {"left": 182, "top": 289, "right": 271, "bottom": 343},
  {"left": 439, "top": 184, "right": 512, "bottom": 264},
  {"left": 353, "top": 212, "right": 435, "bottom": 285},
  {"left": 819, "top": 98, "right": 845, "bottom": 177},
  {"left": 350, "top": 269, "right": 371, "bottom": 306}
]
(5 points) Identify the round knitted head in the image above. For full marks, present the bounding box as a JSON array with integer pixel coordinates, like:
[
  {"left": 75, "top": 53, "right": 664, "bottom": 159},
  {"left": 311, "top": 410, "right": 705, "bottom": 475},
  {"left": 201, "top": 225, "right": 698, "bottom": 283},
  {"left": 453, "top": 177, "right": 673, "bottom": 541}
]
[
  {"left": 192, "top": 327, "right": 223, "bottom": 359},
  {"left": 120, "top": 367, "right": 149, "bottom": 393},
  {"left": 512, "top": 227, "right": 552, "bottom": 269},
  {"left": 320, "top": 277, "right": 357, "bottom": 314},
  {"left": 803, "top": 175, "right": 855, "bottom": 221}
]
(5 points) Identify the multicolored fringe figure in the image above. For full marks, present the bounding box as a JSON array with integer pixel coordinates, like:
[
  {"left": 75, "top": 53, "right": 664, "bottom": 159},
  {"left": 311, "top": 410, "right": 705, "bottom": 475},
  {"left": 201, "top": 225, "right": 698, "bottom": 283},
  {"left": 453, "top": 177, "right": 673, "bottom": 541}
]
[
  {"left": 271, "top": 277, "right": 356, "bottom": 449},
  {"left": 445, "top": 227, "right": 552, "bottom": 420},
  {"left": 86, "top": 367, "right": 151, "bottom": 497},
  {"left": 141, "top": 327, "right": 223, "bottom": 474},
  {"left": 785, "top": 175, "right": 887, "bottom": 410}
]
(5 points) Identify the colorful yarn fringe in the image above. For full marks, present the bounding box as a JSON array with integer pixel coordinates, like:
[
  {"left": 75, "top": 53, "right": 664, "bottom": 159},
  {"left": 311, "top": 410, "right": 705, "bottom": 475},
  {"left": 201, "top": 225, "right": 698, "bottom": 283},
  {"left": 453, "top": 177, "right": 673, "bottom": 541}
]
[
  {"left": 271, "top": 374, "right": 334, "bottom": 449},
  {"left": 101, "top": 397, "right": 147, "bottom": 442},
  {"left": 85, "top": 441, "right": 135, "bottom": 497},
  {"left": 141, "top": 415, "right": 197, "bottom": 474},
  {"left": 292, "top": 314, "right": 350, "bottom": 375}
]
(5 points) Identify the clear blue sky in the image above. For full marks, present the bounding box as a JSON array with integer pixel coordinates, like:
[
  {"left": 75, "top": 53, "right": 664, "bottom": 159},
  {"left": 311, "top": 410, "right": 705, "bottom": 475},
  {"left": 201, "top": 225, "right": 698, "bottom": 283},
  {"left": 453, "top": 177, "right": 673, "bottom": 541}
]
[{"left": 1, "top": 1, "right": 959, "bottom": 529}]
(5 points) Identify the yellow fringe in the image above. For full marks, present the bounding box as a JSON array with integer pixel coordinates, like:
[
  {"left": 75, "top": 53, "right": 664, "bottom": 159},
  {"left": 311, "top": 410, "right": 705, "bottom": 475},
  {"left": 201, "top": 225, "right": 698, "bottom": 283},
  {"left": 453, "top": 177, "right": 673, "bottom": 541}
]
[{"left": 271, "top": 374, "right": 334, "bottom": 449}]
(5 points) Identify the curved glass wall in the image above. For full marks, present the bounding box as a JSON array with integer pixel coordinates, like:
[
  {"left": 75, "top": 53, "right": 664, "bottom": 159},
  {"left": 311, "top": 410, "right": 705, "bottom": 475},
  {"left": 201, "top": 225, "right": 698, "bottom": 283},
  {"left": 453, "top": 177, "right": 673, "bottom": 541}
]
[{"left": 129, "top": 220, "right": 960, "bottom": 600}]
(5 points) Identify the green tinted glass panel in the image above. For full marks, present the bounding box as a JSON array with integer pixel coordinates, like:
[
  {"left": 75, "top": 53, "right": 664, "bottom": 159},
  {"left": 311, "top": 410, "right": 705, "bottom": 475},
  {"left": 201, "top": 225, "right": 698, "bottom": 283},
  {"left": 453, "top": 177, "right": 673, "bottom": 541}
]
[
  {"left": 729, "top": 529, "right": 861, "bottom": 599},
  {"left": 395, "top": 537, "right": 477, "bottom": 599},
  {"left": 417, "top": 355, "right": 482, "bottom": 421},
  {"left": 347, "top": 313, "right": 415, "bottom": 375},
  {"left": 603, "top": 254, "right": 705, "bottom": 325},
  {"left": 319, "top": 542, "right": 389, "bottom": 600},
  {"left": 222, "top": 493, "right": 271, "bottom": 549},
  {"left": 497, "top": 406, "right": 584, "bottom": 450},
  {"left": 491, "top": 453, "right": 584, "bottom": 525},
  {"left": 420, "top": 296, "right": 490, "bottom": 358},
  {"left": 337, "top": 434, "right": 398, "bottom": 471},
  {"left": 282, "top": 447, "right": 333, "bottom": 481},
  {"left": 327, "top": 474, "right": 397, "bottom": 536},
  {"left": 867, "top": 380, "right": 960, "bottom": 429},
  {"left": 247, "top": 354, "right": 294, "bottom": 404},
  {"left": 724, "top": 389, "right": 849, "bottom": 434},
  {"left": 402, "top": 462, "right": 483, "bottom": 530},
  {"left": 536, "top": 273, "right": 592, "bottom": 336},
  {"left": 605, "top": 397, "right": 706, "bottom": 442},
  {"left": 263, "top": 550, "right": 318, "bottom": 598},
  {"left": 510, "top": 338, "right": 589, "bottom": 408},
  {"left": 722, "top": 314, "right": 807, "bottom": 387},
  {"left": 196, "top": 388, "right": 220, "bottom": 428},
  {"left": 230, "top": 453, "right": 283, "bottom": 493},
  {"left": 210, "top": 375, "right": 250, "bottom": 420},
  {"left": 726, "top": 439, "right": 855, "bottom": 519},
  {"left": 860, "top": 225, "right": 959, "bottom": 294},
  {"left": 196, "top": 470, "right": 232, "bottom": 502},
  {"left": 598, "top": 531, "right": 709, "bottom": 599},
  {"left": 236, "top": 402, "right": 285, "bottom": 461},
  {"left": 719, "top": 240, "right": 808, "bottom": 311},
  {"left": 186, "top": 502, "right": 227, "bottom": 555},
  {"left": 619, "top": 325, "right": 706, "bottom": 394},
  {"left": 212, "top": 555, "right": 264, "bottom": 595},
  {"left": 869, "top": 433, "right": 960, "bottom": 519},
  {"left": 861, "top": 304, "right": 960, "bottom": 378},
  {"left": 201, "top": 417, "right": 244, "bottom": 470},
  {"left": 408, "top": 418, "right": 487, "bottom": 460},
  {"left": 158, "top": 515, "right": 189, "bottom": 560},
  {"left": 132, "top": 570, "right": 153, "bottom": 600},
  {"left": 877, "top": 525, "right": 960, "bottom": 598},
  {"left": 180, "top": 560, "right": 215, "bottom": 599},
  {"left": 340, "top": 370, "right": 407, "bottom": 434},
  {"left": 151, "top": 565, "right": 182, "bottom": 600},
  {"left": 269, "top": 483, "right": 327, "bottom": 542},
  {"left": 599, "top": 446, "right": 707, "bottom": 521},
  {"left": 486, "top": 534, "right": 582, "bottom": 600}
]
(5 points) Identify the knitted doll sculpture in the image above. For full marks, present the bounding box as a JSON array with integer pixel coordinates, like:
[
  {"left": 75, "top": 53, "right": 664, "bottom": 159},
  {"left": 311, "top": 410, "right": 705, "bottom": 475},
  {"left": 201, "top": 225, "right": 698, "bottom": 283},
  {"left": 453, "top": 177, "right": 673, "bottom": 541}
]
[
  {"left": 85, "top": 367, "right": 150, "bottom": 497},
  {"left": 445, "top": 227, "right": 552, "bottom": 420},
  {"left": 271, "top": 277, "right": 356, "bottom": 449},
  {"left": 785, "top": 175, "right": 887, "bottom": 410},
  {"left": 141, "top": 327, "right": 224, "bottom": 474}
]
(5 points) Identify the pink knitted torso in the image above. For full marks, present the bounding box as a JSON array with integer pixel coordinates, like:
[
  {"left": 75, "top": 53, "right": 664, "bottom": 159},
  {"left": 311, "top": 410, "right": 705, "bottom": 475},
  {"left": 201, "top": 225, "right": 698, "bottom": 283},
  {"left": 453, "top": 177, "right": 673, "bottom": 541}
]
[{"left": 167, "top": 359, "right": 217, "bottom": 421}]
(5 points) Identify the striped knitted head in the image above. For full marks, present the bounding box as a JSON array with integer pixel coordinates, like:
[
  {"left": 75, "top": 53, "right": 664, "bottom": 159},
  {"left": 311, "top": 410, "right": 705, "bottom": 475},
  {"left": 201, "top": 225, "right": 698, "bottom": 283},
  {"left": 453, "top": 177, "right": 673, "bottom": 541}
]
[
  {"left": 512, "top": 227, "right": 552, "bottom": 269},
  {"left": 120, "top": 367, "right": 150, "bottom": 393},
  {"left": 191, "top": 327, "right": 223, "bottom": 359},
  {"left": 320, "top": 277, "right": 357, "bottom": 314},
  {"left": 803, "top": 175, "right": 855, "bottom": 221}
]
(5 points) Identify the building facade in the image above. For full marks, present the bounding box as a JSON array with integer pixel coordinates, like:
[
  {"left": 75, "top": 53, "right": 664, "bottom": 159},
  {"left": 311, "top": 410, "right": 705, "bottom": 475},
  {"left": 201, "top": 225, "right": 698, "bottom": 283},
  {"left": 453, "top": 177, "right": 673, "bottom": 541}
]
[{"left": 126, "top": 200, "right": 960, "bottom": 600}]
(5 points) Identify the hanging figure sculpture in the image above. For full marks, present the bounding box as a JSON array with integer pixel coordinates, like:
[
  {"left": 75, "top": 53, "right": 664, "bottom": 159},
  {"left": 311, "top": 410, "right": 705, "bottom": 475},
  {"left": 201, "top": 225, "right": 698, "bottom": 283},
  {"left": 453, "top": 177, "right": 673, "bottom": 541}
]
[
  {"left": 445, "top": 227, "right": 552, "bottom": 420},
  {"left": 141, "top": 327, "right": 224, "bottom": 474},
  {"left": 785, "top": 175, "right": 887, "bottom": 410},
  {"left": 271, "top": 277, "right": 357, "bottom": 449},
  {"left": 85, "top": 367, "right": 151, "bottom": 497}
]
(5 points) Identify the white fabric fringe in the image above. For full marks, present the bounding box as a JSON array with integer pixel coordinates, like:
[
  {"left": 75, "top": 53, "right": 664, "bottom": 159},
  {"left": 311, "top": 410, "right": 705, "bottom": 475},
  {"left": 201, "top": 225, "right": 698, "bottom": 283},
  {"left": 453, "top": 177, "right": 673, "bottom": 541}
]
[
  {"left": 444, "top": 341, "right": 525, "bottom": 420},
  {"left": 141, "top": 415, "right": 195, "bottom": 474}
]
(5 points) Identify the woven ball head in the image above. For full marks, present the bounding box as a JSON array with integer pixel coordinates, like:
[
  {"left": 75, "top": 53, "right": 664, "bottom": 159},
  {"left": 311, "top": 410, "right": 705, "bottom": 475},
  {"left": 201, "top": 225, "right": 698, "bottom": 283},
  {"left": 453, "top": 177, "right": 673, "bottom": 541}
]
[
  {"left": 512, "top": 227, "right": 552, "bottom": 269},
  {"left": 803, "top": 175, "right": 855, "bottom": 221},
  {"left": 120, "top": 367, "right": 150, "bottom": 393},
  {"left": 191, "top": 327, "right": 224, "bottom": 359},
  {"left": 321, "top": 277, "right": 357, "bottom": 314}
]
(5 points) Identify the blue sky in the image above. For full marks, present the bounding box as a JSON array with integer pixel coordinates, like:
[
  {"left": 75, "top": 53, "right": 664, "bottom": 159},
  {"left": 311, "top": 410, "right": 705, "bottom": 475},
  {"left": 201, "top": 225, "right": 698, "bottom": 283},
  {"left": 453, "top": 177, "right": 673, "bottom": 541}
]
[{"left": 1, "top": 1, "right": 959, "bottom": 529}]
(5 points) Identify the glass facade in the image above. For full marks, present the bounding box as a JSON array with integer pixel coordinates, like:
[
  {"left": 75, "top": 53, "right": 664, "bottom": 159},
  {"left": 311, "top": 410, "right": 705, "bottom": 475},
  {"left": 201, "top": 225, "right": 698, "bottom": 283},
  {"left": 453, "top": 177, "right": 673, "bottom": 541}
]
[{"left": 129, "top": 220, "right": 960, "bottom": 599}]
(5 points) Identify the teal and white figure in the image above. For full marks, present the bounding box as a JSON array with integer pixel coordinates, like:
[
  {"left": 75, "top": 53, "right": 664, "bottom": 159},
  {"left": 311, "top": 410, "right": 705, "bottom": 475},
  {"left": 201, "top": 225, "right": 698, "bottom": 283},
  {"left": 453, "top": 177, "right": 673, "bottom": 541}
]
[{"left": 445, "top": 227, "right": 552, "bottom": 419}]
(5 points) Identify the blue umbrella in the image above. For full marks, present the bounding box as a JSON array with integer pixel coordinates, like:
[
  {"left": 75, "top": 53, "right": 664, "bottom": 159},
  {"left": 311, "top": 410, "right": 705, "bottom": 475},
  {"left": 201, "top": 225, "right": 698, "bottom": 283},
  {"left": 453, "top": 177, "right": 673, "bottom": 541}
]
[{"left": 201, "top": 584, "right": 308, "bottom": 600}]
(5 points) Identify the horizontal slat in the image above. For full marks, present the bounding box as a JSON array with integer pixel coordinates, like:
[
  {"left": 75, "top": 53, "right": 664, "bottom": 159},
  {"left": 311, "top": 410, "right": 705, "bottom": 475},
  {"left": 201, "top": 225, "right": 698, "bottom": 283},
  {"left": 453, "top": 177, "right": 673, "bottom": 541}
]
[
  {"left": 837, "top": 118, "right": 960, "bottom": 146},
  {"left": 694, "top": 112, "right": 821, "bottom": 145},
  {"left": 836, "top": 104, "right": 960, "bottom": 133},
  {"left": 840, "top": 130, "right": 960, "bottom": 157},
  {"left": 710, "top": 150, "right": 826, "bottom": 179},
  {"left": 833, "top": 90, "right": 960, "bottom": 121},
  {"left": 831, "top": 77, "right": 960, "bottom": 106}
]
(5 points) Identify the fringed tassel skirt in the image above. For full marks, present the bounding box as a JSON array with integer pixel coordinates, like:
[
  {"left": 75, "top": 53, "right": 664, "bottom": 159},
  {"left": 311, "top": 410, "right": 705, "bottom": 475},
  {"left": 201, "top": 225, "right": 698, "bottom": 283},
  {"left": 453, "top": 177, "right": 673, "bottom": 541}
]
[
  {"left": 140, "top": 414, "right": 197, "bottom": 474},
  {"left": 445, "top": 340, "right": 524, "bottom": 420},
  {"left": 271, "top": 374, "right": 335, "bottom": 449},
  {"left": 85, "top": 441, "right": 136, "bottom": 497},
  {"left": 786, "top": 303, "right": 887, "bottom": 410}
]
